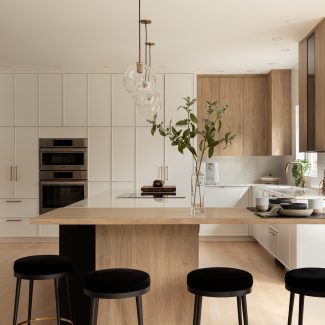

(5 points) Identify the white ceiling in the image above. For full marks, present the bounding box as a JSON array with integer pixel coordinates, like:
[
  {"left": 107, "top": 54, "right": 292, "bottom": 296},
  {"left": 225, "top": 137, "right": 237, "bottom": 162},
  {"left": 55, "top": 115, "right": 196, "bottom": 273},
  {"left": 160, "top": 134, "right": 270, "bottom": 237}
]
[{"left": 0, "top": 0, "right": 324, "bottom": 73}]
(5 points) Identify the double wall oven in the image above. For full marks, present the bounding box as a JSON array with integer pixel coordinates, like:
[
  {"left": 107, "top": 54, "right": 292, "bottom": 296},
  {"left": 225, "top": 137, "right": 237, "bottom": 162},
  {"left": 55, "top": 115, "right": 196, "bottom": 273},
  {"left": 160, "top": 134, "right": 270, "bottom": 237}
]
[{"left": 39, "top": 139, "right": 88, "bottom": 214}]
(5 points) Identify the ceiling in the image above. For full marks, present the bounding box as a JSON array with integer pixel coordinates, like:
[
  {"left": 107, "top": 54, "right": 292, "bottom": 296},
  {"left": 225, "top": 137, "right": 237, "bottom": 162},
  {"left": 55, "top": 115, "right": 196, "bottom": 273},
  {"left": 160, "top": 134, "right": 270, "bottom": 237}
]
[{"left": 0, "top": 0, "right": 324, "bottom": 73}]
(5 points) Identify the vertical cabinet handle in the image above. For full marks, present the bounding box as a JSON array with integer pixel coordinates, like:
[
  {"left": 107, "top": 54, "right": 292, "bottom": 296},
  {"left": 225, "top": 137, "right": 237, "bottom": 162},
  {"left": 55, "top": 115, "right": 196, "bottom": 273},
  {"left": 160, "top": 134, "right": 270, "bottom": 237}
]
[
  {"left": 15, "top": 166, "right": 18, "bottom": 181},
  {"left": 160, "top": 166, "right": 163, "bottom": 180},
  {"left": 165, "top": 166, "right": 169, "bottom": 180},
  {"left": 10, "top": 166, "right": 13, "bottom": 181}
]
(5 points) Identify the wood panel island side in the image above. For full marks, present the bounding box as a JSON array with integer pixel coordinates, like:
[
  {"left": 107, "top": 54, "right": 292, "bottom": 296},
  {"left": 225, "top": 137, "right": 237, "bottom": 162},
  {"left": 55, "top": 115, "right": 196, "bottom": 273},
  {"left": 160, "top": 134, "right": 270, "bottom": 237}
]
[{"left": 31, "top": 192, "right": 325, "bottom": 325}]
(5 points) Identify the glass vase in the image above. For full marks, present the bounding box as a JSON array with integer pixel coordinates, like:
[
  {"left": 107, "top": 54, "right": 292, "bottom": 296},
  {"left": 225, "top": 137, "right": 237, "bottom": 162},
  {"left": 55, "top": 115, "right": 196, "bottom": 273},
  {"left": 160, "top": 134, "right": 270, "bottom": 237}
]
[{"left": 191, "top": 173, "right": 205, "bottom": 215}]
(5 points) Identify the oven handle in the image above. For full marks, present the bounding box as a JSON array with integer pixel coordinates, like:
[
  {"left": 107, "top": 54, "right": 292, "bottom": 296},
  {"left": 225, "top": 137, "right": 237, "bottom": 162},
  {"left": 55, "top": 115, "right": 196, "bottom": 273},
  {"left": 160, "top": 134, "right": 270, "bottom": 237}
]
[
  {"left": 40, "top": 148, "right": 87, "bottom": 153},
  {"left": 40, "top": 181, "right": 87, "bottom": 186}
]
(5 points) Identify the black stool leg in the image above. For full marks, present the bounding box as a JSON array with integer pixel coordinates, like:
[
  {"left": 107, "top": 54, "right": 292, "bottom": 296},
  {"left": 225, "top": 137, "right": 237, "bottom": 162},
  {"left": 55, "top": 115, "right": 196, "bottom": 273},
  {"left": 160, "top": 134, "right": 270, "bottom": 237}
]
[
  {"left": 287, "top": 292, "right": 295, "bottom": 325},
  {"left": 193, "top": 295, "right": 202, "bottom": 325},
  {"left": 241, "top": 295, "right": 248, "bottom": 325},
  {"left": 237, "top": 296, "right": 243, "bottom": 325},
  {"left": 65, "top": 276, "right": 73, "bottom": 321},
  {"left": 298, "top": 294, "right": 305, "bottom": 325},
  {"left": 13, "top": 278, "right": 21, "bottom": 325},
  {"left": 54, "top": 279, "right": 61, "bottom": 325},
  {"left": 90, "top": 297, "right": 99, "bottom": 325},
  {"left": 27, "top": 280, "right": 34, "bottom": 325},
  {"left": 136, "top": 295, "right": 144, "bottom": 325}
]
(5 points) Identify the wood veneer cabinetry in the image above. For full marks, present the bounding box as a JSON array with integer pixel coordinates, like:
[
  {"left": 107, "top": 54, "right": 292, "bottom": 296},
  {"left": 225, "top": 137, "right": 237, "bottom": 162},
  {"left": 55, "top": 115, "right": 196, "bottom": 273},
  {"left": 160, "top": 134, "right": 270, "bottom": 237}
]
[{"left": 267, "top": 70, "right": 292, "bottom": 155}]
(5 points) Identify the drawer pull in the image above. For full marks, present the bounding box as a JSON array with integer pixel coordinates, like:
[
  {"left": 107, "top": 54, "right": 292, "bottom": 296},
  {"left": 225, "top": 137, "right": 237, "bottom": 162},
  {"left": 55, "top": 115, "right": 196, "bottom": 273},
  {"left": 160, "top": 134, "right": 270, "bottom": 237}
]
[
  {"left": 6, "top": 219, "right": 22, "bottom": 222},
  {"left": 6, "top": 200, "right": 22, "bottom": 203}
]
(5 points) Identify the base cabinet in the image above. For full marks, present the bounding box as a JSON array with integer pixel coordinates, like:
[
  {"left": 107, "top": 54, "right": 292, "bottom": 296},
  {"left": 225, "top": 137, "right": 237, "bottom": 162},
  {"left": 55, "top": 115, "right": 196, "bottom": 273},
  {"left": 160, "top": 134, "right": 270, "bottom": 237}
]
[{"left": 199, "top": 186, "right": 249, "bottom": 237}]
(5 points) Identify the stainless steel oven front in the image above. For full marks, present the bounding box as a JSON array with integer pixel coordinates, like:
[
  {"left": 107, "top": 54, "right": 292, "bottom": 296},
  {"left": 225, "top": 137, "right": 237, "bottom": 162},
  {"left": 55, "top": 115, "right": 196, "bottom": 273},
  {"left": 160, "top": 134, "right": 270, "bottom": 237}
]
[{"left": 40, "top": 171, "right": 88, "bottom": 214}]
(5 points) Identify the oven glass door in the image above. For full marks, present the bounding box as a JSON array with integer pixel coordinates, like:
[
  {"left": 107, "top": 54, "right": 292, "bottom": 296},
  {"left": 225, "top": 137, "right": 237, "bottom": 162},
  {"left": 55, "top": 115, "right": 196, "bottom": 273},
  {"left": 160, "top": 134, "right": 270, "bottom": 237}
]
[
  {"left": 40, "top": 148, "right": 87, "bottom": 170},
  {"left": 40, "top": 182, "right": 87, "bottom": 214}
]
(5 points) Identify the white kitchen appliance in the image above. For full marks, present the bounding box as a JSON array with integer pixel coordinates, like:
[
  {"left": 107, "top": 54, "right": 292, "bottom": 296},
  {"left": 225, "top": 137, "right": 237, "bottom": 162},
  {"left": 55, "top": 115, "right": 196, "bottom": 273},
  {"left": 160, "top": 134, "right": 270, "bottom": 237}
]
[{"left": 205, "top": 161, "right": 220, "bottom": 185}]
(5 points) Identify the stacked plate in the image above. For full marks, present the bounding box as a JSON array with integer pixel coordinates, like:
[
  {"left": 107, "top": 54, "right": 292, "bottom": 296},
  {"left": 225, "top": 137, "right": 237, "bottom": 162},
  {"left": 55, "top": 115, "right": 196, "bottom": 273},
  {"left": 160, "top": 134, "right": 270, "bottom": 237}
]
[{"left": 279, "top": 202, "right": 313, "bottom": 217}]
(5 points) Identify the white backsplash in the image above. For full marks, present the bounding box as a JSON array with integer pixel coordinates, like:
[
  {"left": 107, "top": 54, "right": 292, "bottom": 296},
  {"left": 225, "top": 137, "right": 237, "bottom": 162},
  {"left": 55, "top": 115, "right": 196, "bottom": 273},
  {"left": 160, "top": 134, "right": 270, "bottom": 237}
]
[{"left": 203, "top": 156, "right": 286, "bottom": 184}]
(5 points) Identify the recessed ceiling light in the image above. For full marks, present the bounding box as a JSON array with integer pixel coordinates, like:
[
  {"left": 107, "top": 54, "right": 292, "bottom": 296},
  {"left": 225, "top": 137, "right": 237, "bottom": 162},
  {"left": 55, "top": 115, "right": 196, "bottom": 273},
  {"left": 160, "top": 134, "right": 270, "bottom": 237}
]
[
  {"left": 268, "top": 62, "right": 277, "bottom": 65},
  {"left": 103, "top": 65, "right": 112, "bottom": 69},
  {"left": 272, "top": 37, "right": 283, "bottom": 41},
  {"left": 216, "top": 70, "right": 225, "bottom": 73},
  {"left": 246, "top": 70, "right": 255, "bottom": 73},
  {"left": 280, "top": 48, "right": 291, "bottom": 52}
]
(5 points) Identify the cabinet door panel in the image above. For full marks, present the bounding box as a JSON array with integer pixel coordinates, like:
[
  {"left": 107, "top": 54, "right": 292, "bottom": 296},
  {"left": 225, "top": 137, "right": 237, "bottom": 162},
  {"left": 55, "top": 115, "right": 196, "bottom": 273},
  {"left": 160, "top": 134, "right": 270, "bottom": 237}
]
[
  {"left": 112, "top": 74, "right": 135, "bottom": 126},
  {"left": 218, "top": 78, "right": 244, "bottom": 156},
  {"left": 165, "top": 74, "right": 194, "bottom": 123},
  {"left": 0, "top": 127, "right": 14, "bottom": 198},
  {"left": 243, "top": 77, "right": 268, "bottom": 155},
  {"left": 88, "top": 74, "right": 112, "bottom": 126},
  {"left": 88, "top": 127, "right": 111, "bottom": 181},
  {"left": 39, "top": 74, "right": 62, "bottom": 126},
  {"left": 0, "top": 74, "right": 14, "bottom": 126},
  {"left": 136, "top": 127, "right": 164, "bottom": 189},
  {"left": 15, "top": 74, "right": 39, "bottom": 126},
  {"left": 15, "top": 127, "right": 39, "bottom": 198},
  {"left": 112, "top": 127, "right": 135, "bottom": 181},
  {"left": 63, "top": 74, "right": 87, "bottom": 126}
]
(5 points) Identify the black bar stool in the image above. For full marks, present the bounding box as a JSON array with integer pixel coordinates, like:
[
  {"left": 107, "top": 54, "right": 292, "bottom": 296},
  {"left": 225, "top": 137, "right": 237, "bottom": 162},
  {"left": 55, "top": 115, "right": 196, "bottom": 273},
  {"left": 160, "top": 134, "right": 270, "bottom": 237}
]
[
  {"left": 83, "top": 268, "right": 150, "bottom": 325},
  {"left": 13, "top": 255, "right": 73, "bottom": 325},
  {"left": 285, "top": 267, "right": 325, "bottom": 325},
  {"left": 187, "top": 267, "right": 253, "bottom": 325}
]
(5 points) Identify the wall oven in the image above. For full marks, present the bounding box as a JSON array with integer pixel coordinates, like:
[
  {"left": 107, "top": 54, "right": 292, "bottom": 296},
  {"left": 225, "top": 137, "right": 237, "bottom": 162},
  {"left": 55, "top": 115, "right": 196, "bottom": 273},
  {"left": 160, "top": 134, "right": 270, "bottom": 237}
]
[{"left": 39, "top": 139, "right": 88, "bottom": 214}]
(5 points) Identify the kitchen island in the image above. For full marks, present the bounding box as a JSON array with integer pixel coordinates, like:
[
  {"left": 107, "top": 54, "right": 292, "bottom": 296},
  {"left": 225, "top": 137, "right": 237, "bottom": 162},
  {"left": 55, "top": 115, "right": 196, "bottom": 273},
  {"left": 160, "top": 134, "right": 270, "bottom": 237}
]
[{"left": 31, "top": 191, "right": 325, "bottom": 325}]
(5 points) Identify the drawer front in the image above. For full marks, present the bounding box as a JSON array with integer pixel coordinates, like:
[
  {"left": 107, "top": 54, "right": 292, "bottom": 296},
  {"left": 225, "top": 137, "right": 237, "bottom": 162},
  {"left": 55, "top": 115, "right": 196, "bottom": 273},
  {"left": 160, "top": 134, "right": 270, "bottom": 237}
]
[
  {"left": 0, "top": 218, "right": 38, "bottom": 237},
  {"left": 0, "top": 199, "right": 38, "bottom": 217}
]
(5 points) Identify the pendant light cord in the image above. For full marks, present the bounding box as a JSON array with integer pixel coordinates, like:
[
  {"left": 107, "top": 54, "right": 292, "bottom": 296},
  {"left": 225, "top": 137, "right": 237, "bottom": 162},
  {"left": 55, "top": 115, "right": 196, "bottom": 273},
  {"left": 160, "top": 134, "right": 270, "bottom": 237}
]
[
  {"left": 145, "top": 23, "right": 148, "bottom": 65},
  {"left": 138, "top": 0, "right": 141, "bottom": 63}
]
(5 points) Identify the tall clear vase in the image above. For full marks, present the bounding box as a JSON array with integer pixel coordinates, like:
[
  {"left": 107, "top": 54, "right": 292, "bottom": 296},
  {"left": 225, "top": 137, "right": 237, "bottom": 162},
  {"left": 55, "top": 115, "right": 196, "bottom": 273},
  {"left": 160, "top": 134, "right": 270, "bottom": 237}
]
[{"left": 191, "top": 173, "right": 205, "bottom": 215}]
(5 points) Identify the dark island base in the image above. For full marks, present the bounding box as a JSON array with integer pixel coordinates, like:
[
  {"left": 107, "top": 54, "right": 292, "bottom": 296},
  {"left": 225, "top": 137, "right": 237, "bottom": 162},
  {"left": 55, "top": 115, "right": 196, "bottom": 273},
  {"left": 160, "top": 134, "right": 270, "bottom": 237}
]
[{"left": 59, "top": 225, "right": 95, "bottom": 325}]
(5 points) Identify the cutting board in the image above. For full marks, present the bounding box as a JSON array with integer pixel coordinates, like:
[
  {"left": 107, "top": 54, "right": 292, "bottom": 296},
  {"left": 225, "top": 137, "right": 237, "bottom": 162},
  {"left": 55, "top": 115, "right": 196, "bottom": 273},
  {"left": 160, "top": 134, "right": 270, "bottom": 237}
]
[{"left": 141, "top": 185, "right": 176, "bottom": 193}]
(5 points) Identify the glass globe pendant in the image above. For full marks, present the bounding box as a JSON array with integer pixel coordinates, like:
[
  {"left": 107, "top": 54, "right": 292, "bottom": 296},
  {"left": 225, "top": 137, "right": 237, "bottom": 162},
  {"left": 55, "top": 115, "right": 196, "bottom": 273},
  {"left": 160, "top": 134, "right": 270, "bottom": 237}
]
[{"left": 133, "top": 85, "right": 160, "bottom": 118}]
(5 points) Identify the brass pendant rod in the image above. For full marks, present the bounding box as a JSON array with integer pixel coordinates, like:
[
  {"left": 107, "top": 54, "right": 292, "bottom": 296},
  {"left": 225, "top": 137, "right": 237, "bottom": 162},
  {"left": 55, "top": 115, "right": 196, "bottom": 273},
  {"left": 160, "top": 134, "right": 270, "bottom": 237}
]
[
  {"left": 138, "top": 0, "right": 141, "bottom": 64},
  {"left": 144, "top": 23, "right": 148, "bottom": 65}
]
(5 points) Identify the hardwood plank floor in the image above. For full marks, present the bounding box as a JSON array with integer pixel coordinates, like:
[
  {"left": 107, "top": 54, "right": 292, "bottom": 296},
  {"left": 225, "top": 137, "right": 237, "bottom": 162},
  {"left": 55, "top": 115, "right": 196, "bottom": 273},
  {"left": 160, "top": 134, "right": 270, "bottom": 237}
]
[{"left": 1, "top": 241, "right": 325, "bottom": 324}]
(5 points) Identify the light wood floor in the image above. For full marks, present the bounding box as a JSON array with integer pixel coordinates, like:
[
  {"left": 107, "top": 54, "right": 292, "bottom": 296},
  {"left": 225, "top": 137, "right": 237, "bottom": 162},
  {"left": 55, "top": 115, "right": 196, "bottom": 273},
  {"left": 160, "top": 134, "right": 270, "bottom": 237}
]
[{"left": 1, "top": 241, "right": 325, "bottom": 324}]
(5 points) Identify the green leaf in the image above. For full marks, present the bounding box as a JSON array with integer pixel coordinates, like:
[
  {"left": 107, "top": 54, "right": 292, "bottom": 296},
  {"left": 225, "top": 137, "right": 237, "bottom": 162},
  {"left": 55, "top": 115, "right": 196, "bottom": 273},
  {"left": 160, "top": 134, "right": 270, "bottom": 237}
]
[
  {"left": 159, "top": 129, "right": 166, "bottom": 136},
  {"left": 176, "top": 119, "right": 188, "bottom": 126},
  {"left": 187, "top": 145, "right": 197, "bottom": 157},
  {"left": 183, "top": 128, "right": 190, "bottom": 139},
  {"left": 208, "top": 146, "right": 214, "bottom": 158},
  {"left": 151, "top": 124, "right": 157, "bottom": 135},
  {"left": 190, "top": 113, "right": 198, "bottom": 123}
]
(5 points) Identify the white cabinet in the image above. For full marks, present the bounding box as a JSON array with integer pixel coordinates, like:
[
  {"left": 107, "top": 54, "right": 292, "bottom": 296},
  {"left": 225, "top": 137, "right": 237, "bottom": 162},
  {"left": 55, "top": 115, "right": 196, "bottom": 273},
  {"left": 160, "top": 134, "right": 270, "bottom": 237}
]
[
  {"left": 200, "top": 187, "right": 249, "bottom": 236},
  {"left": 112, "top": 74, "right": 135, "bottom": 126},
  {"left": 0, "top": 74, "right": 14, "bottom": 126},
  {"left": 112, "top": 127, "right": 135, "bottom": 181},
  {"left": 88, "top": 74, "right": 112, "bottom": 126},
  {"left": 88, "top": 182, "right": 112, "bottom": 197},
  {"left": 136, "top": 127, "right": 164, "bottom": 189},
  {"left": 0, "top": 127, "right": 14, "bottom": 198},
  {"left": 0, "top": 127, "right": 38, "bottom": 199},
  {"left": 165, "top": 74, "right": 194, "bottom": 123},
  {"left": 88, "top": 127, "right": 111, "bottom": 181},
  {"left": 39, "top": 74, "right": 63, "bottom": 126},
  {"left": 63, "top": 74, "right": 87, "bottom": 126},
  {"left": 15, "top": 74, "right": 39, "bottom": 126}
]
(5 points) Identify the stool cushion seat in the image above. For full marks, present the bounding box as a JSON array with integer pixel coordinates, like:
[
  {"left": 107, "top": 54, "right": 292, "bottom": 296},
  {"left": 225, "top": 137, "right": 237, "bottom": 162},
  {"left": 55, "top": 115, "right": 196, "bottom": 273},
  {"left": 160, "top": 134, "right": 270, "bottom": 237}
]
[
  {"left": 285, "top": 268, "right": 325, "bottom": 293},
  {"left": 187, "top": 267, "right": 253, "bottom": 293},
  {"left": 14, "top": 255, "right": 72, "bottom": 276},
  {"left": 84, "top": 268, "right": 150, "bottom": 294}
]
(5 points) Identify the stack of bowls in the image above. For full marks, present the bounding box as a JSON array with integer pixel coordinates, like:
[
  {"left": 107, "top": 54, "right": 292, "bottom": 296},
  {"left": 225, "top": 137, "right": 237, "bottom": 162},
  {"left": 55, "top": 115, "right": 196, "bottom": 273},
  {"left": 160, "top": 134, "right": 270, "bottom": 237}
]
[{"left": 279, "top": 202, "right": 313, "bottom": 217}]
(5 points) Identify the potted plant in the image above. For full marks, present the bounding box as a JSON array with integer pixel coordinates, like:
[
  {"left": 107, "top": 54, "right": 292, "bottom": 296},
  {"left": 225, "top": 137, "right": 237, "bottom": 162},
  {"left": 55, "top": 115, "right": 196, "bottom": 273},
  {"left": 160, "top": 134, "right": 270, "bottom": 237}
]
[
  {"left": 292, "top": 158, "right": 311, "bottom": 187},
  {"left": 148, "top": 97, "right": 235, "bottom": 214}
]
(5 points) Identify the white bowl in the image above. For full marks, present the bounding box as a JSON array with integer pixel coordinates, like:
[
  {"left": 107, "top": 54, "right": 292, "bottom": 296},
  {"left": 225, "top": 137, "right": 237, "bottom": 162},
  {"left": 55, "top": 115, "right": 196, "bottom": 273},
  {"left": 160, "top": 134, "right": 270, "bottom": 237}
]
[{"left": 279, "top": 208, "right": 313, "bottom": 217}]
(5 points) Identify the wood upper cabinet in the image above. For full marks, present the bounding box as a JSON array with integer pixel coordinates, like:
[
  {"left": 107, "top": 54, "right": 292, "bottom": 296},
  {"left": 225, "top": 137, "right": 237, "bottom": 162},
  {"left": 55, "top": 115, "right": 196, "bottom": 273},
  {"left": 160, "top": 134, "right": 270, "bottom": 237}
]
[
  {"left": 299, "top": 39, "right": 308, "bottom": 152},
  {"left": 218, "top": 78, "right": 244, "bottom": 156},
  {"left": 315, "top": 20, "right": 325, "bottom": 151},
  {"left": 243, "top": 77, "right": 268, "bottom": 155},
  {"left": 267, "top": 70, "right": 292, "bottom": 155}
]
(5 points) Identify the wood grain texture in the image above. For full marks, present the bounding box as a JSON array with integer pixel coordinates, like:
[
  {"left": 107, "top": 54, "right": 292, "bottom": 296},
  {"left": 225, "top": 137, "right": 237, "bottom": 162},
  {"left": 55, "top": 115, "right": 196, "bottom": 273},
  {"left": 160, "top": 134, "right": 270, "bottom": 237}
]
[
  {"left": 219, "top": 77, "right": 244, "bottom": 156},
  {"left": 315, "top": 19, "right": 325, "bottom": 151},
  {"left": 243, "top": 77, "right": 268, "bottom": 155},
  {"left": 299, "top": 40, "right": 308, "bottom": 152},
  {"left": 31, "top": 206, "right": 325, "bottom": 225},
  {"left": 96, "top": 225, "right": 199, "bottom": 325},
  {"left": 268, "top": 70, "right": 292, "bottom": 155},
  {"left": 197, "top": 77, "right": 220, "bottom": 156}
]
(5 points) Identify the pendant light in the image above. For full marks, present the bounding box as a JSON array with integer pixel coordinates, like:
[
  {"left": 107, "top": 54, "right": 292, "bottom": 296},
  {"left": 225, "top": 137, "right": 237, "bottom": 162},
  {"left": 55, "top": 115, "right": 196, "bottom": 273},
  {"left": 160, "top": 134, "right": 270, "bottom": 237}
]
[{"left": 123, "top": 0, "right": 160, "bottom": 117}]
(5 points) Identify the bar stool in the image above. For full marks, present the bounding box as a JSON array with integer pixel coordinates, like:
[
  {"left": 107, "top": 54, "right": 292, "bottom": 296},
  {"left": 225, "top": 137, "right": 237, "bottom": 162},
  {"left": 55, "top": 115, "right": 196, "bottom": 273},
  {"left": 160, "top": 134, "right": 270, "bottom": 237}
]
[
  {"left": 13, "top": 255, "right": 73, "bottom": 325},
  {"left": 285, "top": 267, "right": 325, "bottom": 325},
  {"left": 187, "top": 267, "right": 253, "bottom": 325},
  {"left": 84, "top": 268, "right": 150, "bottom": 325}
]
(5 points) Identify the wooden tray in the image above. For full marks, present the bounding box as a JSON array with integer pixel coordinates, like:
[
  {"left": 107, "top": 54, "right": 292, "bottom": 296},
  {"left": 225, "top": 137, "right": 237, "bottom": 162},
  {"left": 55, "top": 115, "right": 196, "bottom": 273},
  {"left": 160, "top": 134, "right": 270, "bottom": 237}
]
[{"left": 141, "top": 185, "right": 176, "bottom": 193}]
